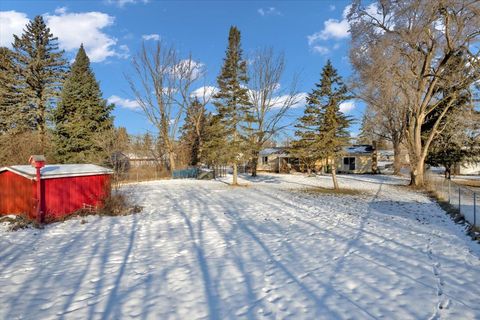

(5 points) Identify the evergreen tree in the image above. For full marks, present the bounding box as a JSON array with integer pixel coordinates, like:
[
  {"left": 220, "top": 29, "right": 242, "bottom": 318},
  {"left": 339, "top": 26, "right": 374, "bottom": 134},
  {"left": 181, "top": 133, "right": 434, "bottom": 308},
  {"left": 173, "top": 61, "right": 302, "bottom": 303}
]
[
  {"left": 54, "top": 44, "right": 113, "bottom": 163},
  {"left": 12, "top": 16, "right": 68, "bottom": 151},
  {"left": 180, "top": 97, "right": 207, "bottom": 166},
  {"left": 293, "top": 60, "right": 351, "bottom": 189},
  {"left": 202, "top": 114, "right": 229, "bottom": 166},
  {"left": 213, "top": 26, "right": 254, "bottom": 185},
  {"left": 291, "top": 86, "right": 321, "bottom": 174},
  {"left": 0, "top": 47, "right": 23, "bottom": 133}
]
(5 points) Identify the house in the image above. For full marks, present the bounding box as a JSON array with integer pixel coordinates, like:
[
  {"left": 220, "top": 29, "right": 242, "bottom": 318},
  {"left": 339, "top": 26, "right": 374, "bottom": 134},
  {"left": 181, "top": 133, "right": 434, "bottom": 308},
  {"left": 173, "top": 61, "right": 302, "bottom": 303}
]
[
  {"left": 257, "top": 147, "right": 295, "bottom": 173},
  {"left": 126, "top": 152, "right": 158, "bottom": 167},
  {"left": 0, "top": 156, "right": 113, "bottom": 222},
  {"left": 337, "top": 145, "right": 375, "bottom": 174},
  {"left": 455, "top": 162, "right": 480, "bottom": 175}
]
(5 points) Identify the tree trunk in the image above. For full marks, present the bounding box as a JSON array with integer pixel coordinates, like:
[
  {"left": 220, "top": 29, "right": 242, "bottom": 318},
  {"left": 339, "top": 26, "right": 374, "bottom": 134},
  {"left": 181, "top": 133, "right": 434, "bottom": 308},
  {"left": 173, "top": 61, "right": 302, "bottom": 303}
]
[
  {"left": 232, "top": 161, "right": 238, "bottom": 185},
  {"left": 331, "top": 158, "right": 339, "bottom": 189},
  {"left": 445, "top": 166, "right": 451, "bottom": 180},
  {"left": 409, "top": 158, "right": 425, "bottom": 187},
  {"left": 168, "top": 151, "right": 176, "bottom": 175},
  {"left": 393, "top": 142, "right": 402, "bottom": 175},
  {"left": 251, "top": 156, "right": 258, "bottom": 177}
]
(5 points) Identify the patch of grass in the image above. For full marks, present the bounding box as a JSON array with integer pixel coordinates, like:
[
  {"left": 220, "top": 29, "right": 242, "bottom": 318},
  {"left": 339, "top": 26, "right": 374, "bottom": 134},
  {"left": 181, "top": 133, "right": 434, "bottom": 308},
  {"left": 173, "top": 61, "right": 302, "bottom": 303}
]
[
  {"left": 0, "top": 215, "right": 39, "bottom": 231},
  {"left": 97, "top": 193, "right": 143, "bottom": 216},
  {"left": 297, "top": 187, "right": 364, "bottom": 196},
  {"left": 453, "top": 179, "right": 480, "bottom": 189}
]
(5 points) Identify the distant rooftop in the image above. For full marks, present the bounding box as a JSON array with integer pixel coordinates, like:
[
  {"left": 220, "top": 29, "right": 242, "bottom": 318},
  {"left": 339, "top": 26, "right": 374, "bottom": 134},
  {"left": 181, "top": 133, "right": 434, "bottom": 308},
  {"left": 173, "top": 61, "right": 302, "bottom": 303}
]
[
  {"left": 259, "top": 147, "right": 289, "bottom": 157},
  {"left": 0, "top": 164, "right": 113, "bottom": 180},
  {"left": 345, "top": 145, "right": 374, "bottom": 154}
]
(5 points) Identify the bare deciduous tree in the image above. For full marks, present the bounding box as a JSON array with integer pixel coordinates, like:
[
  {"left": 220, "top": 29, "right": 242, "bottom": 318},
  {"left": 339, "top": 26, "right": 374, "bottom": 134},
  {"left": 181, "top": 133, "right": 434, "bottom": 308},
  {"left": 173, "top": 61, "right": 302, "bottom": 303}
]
[
  {"left": 248, "top": 48, "right": 302, "bottom": 176},
  {"left": 349, "top": 0, "right": 480, "bottom": 186},
  {"left": 126, "top": 42, "right": 202, "bottom": 174},
  {"left": 350, "top": 63, "right": 407, "bottom": 174}
]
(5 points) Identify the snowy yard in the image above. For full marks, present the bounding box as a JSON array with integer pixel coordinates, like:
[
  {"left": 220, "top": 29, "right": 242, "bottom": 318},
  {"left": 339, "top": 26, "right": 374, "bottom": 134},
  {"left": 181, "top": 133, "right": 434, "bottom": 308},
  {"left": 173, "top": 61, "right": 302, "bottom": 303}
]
[{"left": 1, "top": 174, "right": 480, "bottom": 319}]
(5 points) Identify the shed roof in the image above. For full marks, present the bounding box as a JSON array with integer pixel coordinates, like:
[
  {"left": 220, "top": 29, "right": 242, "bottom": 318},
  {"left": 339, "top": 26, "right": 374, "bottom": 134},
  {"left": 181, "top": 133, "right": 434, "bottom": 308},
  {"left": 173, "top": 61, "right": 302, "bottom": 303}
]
[{"left": 0, "top": 164, "right": 114, "bottom": 180}]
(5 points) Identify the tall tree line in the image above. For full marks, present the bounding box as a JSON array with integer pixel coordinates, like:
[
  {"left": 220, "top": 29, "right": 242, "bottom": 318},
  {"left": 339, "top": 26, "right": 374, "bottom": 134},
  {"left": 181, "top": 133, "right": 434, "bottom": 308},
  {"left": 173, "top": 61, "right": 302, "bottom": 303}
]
[{"left": 0, "top": 16, "right": 114, "bottom": 165}]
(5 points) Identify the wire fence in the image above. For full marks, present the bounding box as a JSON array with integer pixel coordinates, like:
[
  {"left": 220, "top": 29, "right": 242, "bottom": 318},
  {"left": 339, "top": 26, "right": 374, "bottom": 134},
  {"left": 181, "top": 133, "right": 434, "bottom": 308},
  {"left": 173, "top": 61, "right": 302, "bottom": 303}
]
[{"left": 426, "top": 171, "right": 478, "bottom": 228}]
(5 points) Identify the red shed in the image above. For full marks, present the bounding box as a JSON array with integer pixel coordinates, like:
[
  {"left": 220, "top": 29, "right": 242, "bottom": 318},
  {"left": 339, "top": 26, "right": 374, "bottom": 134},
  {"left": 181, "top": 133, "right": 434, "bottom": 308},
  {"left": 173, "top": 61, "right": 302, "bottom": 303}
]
[{"left": 0, "top": 162, "right": 113, "bottom": 222}]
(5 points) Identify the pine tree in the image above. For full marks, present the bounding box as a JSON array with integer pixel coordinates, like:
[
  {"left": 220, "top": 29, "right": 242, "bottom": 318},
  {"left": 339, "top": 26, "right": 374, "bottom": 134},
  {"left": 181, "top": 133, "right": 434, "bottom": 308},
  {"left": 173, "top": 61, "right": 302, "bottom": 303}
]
[
  {"left": 213, "top": 26, "right": 254, "bottom": 185},
  {"left": 12, "top": 16, "right": 68, "bottom": 152},
  {"left": 0, "top": 47, "right": 23, "bottom": 133},
  {"left": 54, "top": 44, "right": 113, "bottom": 163},
  {"left": 180, "top": 97, "right": 207, "bottom": 166},
  {"left": 293, "top": 60, "right": 351, "bottom": 189},
  {"left": 291, "top": 87, "right": 321, "bottom": 174},
  {"left": 202, "top": 114, "right": 228, "bottom": 166}
]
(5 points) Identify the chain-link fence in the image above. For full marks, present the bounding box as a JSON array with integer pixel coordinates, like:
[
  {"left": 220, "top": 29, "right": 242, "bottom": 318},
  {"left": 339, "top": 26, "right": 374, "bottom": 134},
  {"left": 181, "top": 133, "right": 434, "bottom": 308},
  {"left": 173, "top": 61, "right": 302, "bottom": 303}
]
[{"left": 426, "top": 171, "right": 478, "bottom": 228}]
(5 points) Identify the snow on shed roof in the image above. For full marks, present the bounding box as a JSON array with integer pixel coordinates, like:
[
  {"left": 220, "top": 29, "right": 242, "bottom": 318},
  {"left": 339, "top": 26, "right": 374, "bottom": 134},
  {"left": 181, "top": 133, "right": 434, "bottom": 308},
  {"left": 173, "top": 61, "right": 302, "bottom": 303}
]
[{"left": 0, "top": 164, "right": 113, "bottom": 180}]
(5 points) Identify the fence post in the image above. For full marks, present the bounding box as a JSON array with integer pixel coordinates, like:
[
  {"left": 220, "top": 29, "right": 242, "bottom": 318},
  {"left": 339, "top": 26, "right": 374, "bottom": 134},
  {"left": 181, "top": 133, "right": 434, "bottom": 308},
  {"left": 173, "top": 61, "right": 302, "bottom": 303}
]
[
  {"left": 458, "top": 187, "right": 461, "bottom": 214},
  {"left": 448, "top": 179, "right": 451, "bottom": 203},
  {"left": 474, "top": 192, "right": 477, "bottom": 228}
]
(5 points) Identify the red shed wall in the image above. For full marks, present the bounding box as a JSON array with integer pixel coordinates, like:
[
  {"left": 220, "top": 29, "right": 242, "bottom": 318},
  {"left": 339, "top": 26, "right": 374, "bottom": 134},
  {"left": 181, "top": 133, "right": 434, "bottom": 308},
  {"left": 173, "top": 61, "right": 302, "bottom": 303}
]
[
  {"left": 0, "top": 171, "right": 36, "bottom": 218},
  {"left": 44, "top": 174, "right": 111, "bottom": 219}
]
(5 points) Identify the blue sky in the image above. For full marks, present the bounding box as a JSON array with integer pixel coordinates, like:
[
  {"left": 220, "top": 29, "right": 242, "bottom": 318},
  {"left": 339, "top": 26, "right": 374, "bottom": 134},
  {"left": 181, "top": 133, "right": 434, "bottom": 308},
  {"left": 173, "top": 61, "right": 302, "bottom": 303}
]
[{"left": 0, "top": 0, "right": 363, "bottom": 140}]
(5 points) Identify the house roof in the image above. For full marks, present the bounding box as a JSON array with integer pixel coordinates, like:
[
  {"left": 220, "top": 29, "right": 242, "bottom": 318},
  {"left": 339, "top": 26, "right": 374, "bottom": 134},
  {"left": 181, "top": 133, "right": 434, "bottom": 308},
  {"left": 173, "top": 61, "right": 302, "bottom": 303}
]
[
  {"left": 0, "top": 164, "right": 114, "bottom": 180},
  {"left": 259, "top": 147, "right": 289, "bottom": 157},
  {"left": 344, "top": 145, "right": 374, "bottom": 154}
]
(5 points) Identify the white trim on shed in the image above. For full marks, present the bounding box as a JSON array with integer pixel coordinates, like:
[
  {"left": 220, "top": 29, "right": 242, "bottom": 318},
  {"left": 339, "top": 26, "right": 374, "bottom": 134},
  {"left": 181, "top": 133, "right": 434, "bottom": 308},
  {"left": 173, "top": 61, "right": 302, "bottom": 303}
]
[{"left": 0, "top": 164, "right": 114, "bottom": 181}]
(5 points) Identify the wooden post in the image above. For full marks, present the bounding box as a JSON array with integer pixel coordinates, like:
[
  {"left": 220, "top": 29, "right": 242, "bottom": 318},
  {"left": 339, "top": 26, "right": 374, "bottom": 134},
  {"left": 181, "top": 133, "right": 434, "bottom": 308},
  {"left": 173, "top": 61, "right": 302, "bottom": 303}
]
[{"left": 372, "top": 140, "right": 378, "bottom": 174}]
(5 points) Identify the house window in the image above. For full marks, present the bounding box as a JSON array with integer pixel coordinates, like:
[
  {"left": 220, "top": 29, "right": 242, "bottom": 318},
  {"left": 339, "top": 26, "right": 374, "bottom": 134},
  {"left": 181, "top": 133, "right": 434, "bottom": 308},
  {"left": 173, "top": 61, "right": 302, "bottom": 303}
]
[
  {"left": 343, "top": 157, "right": 356, "bottom": 170},
  {"left": 262, "top": 156, "right": 268, "bottom": 165}
]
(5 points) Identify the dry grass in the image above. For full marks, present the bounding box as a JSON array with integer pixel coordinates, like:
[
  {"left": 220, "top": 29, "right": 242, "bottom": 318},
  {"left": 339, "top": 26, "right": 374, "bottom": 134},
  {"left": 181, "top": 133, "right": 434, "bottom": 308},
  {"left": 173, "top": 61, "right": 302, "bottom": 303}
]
[
  {"left": 452, "top": 179, "right": 480, "bottom": 189},
  {"left": 297, "top": 187, "right": 364, "bottom": 196},
  {"left": 0, "top": 215, "right": 39, "bottom": 231},
  {"left": 97, "top": 193, "right": 143, "bottom": 216}
]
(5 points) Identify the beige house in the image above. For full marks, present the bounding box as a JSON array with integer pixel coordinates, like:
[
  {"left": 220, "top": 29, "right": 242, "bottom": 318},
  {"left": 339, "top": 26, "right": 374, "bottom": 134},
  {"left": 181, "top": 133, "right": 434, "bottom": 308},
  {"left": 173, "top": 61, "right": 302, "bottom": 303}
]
[
  {"left": 257, "top": 148, "right": 293, "bottom": 173},
  {"left": 337, "top": 145, "right": 375, "bottom": 174},
  {"left": 455, "top": 162, "right": 480, "bottom": 175}
]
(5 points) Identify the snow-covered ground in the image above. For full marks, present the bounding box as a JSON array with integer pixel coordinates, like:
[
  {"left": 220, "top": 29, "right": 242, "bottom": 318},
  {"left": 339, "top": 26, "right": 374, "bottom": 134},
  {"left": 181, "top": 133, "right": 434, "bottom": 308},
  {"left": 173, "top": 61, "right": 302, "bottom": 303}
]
[{"left": 1, "top": 173, "right": 480, "bottom": 319}]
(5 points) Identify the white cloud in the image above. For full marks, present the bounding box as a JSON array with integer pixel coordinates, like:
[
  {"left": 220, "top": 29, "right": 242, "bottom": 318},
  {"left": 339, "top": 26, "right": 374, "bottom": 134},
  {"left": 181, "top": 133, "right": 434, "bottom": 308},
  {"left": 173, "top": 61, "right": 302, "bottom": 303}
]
[
  {"left": 339, "top": 100, "right": 356, "bottom": 113},
  {"left": 54, "top": 7, "right": 68, "bottom": 15},
  {"left": 307, "top": 4, "right": 351, "bottom": 54},
  {"left": 270, "top": 92, "right": 307, "bottom": 109},
  {"left": 170, "top": 59, "right": 205, "bottom": 80},
  {"left": 142, "top": 33, "right": 160, "bottom": 41},
  {"left": 308, "top": 18, "right": 349, "bottom": 44},
  {"left": 258, "top": 7, "right": 282, "bottom": 17},
  {"left": 191, "top": 86, "right": 219, "bottom": 101},
  {"left": 329, "top": 5, "right": 336, "bottom": 11},
  {"left": 45, "top": 10, "right": 125, "bottom": 63},
  {"left": 106, "top": 0, "right": 149, "bottom": 8},
  {"left": 0, "top": 11, "right": 29, "bottom": 47},
  {"left": 108, "top": 95, "right": 140, "bottom": 110},
  {"left": 312, "top": 45, "right": 330, "bottom": 55}
]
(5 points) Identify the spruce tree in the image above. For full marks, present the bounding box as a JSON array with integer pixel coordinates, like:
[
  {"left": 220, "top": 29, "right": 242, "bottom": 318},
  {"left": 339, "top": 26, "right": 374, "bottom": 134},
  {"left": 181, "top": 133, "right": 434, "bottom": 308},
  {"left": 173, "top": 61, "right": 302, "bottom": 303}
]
[
  {"left": 54, "top": 44, "right": 113, "bottom": 163},
  {"left": 202, "top": 114, "right": 229, "bottom": 167},
  {"left": 0, "top": 47, "right": 23, "bottom": 133},
  {"left": 293, "top": 60, "right": 351, "bottom": 189},
  {"left": 180, "top": 97, "right": 207, "bottom": 166},
  {"left": 213, "top": 26, "right": 254, "bottom": 185},
  {"left": 12, "top": 15, "right": 67, "bottom": 151}
]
